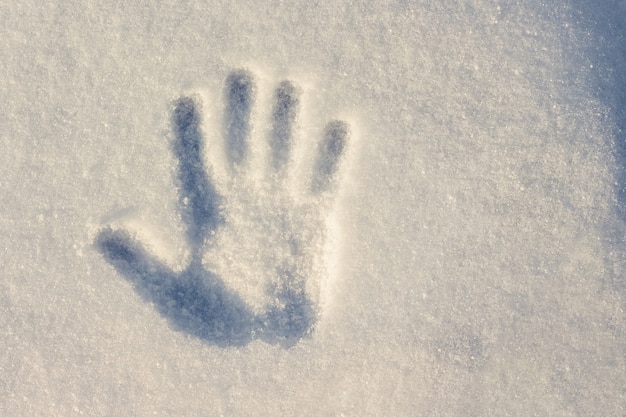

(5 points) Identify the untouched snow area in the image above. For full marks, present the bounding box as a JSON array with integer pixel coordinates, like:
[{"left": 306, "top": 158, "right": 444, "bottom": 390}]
[{"left": 1, "top": 0, "right": 625, "bottom": 415}]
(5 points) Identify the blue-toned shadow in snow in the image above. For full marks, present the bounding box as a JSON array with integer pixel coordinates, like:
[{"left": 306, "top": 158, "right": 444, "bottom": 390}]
[
  {"left": 566, "top": 2, "right": 626, "bottom": 293},
  {"left": 312, "top": 120, "right": 349, "bottom": 194},
  {"left": 224, "top": 70, "right": 255, "bottom": 166},
  {"left": 96, "top": 227, "right": 257, "bottom": 347},
  {"left": 96, "top": 72, "right": 347, "bottom": 347}
]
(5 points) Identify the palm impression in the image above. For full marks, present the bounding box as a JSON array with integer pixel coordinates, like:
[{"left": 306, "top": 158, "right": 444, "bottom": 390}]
[{"left": 96, "top": 70, "right": 349, "bottom": 347}]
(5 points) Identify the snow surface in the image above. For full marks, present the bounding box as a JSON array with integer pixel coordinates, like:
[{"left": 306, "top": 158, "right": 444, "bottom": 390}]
[{"left": 1, "top": 0, "right": 625, "bottom": 415}]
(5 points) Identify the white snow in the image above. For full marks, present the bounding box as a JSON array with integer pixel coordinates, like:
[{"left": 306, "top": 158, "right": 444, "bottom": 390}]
[{"left": 1, "top": 0, "right": 625, "bottom": 415}]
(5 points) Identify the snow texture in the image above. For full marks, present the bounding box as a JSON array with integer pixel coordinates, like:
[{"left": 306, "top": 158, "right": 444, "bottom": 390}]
[
  {"left": 96, "top": 75, "right": 348, "bottom": 347},
  {"left": 1, "top": 0, "right": 625, "bottom": 416}
]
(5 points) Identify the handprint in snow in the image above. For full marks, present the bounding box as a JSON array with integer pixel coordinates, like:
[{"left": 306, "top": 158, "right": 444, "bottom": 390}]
[{"left": 96, "top": 70, "right": 349, "bottom": 347}]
